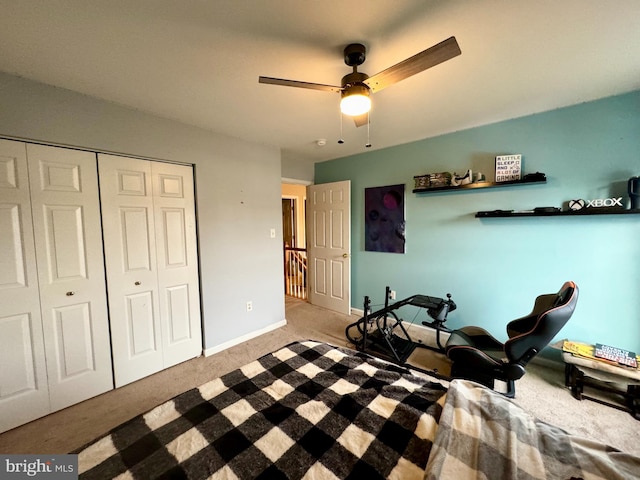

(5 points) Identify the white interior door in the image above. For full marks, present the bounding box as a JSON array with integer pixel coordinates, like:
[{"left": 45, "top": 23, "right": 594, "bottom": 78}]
[
  {"left": 99, "top": 154, "right": 163, "bottom": 387},
  {"left": 306, "top": 180, "right": 351, "bottom": 314},
  {"left": 151, "top": 161, "right": 202, "bottom": 368},
  {"left": 27, "top": 144, "right": 113, "bottom": 411},
  {"left": 0, "top": 140, "right": 50, "bottom": 433}
]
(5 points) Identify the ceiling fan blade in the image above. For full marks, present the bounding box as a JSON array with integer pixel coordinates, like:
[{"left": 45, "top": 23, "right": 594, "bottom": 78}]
[
  {"left": 353, "top": 113, "right": 368, "bottom": 127},
  {"left": 259, "top": 76, "right": 342, "bottom": 93},
  {"left": 364, "top": 36, "right": 461, "bottom": 93}
]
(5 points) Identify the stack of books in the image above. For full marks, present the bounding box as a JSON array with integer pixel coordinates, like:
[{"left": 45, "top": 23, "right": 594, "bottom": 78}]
[{"left": 563, "top": 340, "right": 639, "bottom": 369}]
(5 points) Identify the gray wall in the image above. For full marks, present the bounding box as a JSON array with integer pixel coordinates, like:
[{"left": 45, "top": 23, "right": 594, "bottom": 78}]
[
  {"left": 281, "top": 151, "right": 315, "bottom": 183},
  {"left": 0, "top": 72, "right": 285, "bottom": 351}
]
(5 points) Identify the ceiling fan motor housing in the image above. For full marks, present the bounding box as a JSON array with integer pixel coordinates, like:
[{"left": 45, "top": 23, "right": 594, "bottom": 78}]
[
  {"left": 341, "top": 83, "right": 370, "bottom": 100},
  {"left": 341, "top": 71, "right": 369, "bottom": 89},
  {"left": 341, "top": 70, "right": 371, "bottom": 117}
]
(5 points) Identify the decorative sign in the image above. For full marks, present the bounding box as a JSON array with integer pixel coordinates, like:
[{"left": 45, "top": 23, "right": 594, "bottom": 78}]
[
  {"left": 586, "top": 197, "right": 623, "bottom": 208},
  {"left": 495, "top": 154, "right": 522, "bottom": 182},
  {"left": 595, "top": 344, "right": 638, "bottom": 368}
]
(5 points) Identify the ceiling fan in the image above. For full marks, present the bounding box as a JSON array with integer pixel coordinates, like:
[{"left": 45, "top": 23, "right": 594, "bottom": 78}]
[{"left": 259, "top": 36, "right": 461, "bottom": 127}]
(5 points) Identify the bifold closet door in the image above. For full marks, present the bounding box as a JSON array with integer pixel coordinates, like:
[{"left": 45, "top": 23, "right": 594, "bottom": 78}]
[
  {"left": 0, "top": 140, "right": 113, "bottom": 433},
  {"left": 99, "top": 156, "right": 163, "bottom": 387},
  {"left": 151, "top": 161, "right": 202, "bottom": 368},
  {"left": 98, "top": 154, "right": 202, "bottom": 387},
  {"left": 0, "top": 140, "right": 49, "bottom": 433},
  {"left": 26, "top": 144, "right": 113, "bottom": 411}
]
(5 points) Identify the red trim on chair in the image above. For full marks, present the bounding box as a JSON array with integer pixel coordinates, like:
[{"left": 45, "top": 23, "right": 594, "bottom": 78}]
[{"left": 506, "top": 281, "right": 578, "bottom": 345}]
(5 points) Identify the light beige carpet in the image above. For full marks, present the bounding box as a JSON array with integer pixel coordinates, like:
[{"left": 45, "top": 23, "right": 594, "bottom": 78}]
[{"left": 1, "top": 297, "right": 638, "bottom": 457}]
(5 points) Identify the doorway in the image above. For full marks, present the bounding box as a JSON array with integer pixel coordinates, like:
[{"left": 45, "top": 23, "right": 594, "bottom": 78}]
[
  {"left": 282, "top": 183, "right": 308, "bottom": 300},
  {"left": 282, "top": 198, "right": 297, "bottom": 248}
]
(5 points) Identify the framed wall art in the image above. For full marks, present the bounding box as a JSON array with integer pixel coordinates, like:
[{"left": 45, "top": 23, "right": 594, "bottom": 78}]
[{"left": 365, "top": 183, "right": 406, "bottom": 253}]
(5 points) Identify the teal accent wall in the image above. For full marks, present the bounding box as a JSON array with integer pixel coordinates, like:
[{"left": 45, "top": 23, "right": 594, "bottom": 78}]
[{"left": 315, "top": 91, "right": 640, "bottom": 352}]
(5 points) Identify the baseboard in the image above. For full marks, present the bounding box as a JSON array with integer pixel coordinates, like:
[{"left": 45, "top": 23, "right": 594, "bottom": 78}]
[{"left": 203, "top": 319, "right": 287, "bottom": 357}]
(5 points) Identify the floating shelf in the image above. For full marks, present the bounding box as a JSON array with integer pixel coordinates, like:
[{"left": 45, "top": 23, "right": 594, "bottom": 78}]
[
  {"left": 476, "top": 208, "right": 640, "bottom": 218},
  {"left": 413, "top": 177, "right": 545, "bottom": 194}
]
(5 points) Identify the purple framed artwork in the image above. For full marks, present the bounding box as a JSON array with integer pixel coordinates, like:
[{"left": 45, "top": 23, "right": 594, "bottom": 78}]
[{"left": 365, "top": 184, "right": 406, "bottom": 253}]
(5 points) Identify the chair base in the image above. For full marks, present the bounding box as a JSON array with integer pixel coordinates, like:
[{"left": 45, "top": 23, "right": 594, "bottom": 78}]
[{"left": 450, "top": 363, "right": 516, "bottom": 398}]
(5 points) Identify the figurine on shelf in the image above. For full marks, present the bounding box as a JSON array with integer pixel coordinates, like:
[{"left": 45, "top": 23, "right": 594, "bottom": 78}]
[
  {"left": 451, "top": 169, "right": 472, "bottom": 186},
  {"left": 413, "top": 172, "right": 452, "bottom": 189}
]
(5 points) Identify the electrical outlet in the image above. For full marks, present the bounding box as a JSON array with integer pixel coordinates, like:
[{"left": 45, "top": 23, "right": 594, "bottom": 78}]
[
  {"left": 390, "top": 290, "right": 397, "bottom": 300},
  {"left": 246, "top": 301, "right": 253, "bottom": 312},
  {"left": 270, "top": 228, "right": 276, "bottom": 238}
]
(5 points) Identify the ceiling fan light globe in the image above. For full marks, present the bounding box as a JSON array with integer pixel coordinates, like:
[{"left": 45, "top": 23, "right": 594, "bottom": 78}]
[{"left": 340, "top": 94, "right": 371, "bottom": 116}]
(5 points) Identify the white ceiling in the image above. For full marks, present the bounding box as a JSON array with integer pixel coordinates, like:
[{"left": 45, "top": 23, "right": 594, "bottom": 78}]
[{"left": 0, "top": 0, "right": 639, "bottom": 165}]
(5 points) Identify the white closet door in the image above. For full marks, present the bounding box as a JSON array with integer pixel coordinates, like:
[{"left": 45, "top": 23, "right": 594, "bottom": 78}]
[
  {"left": 26, "top": 144, "right": 113, "bottom": 411},
  {"left": 0, "top": 139, "right": 50, "bottom": 433},
  {"left": 98, "top": 154, "right": 163, "bottom": 387},
  {"left": 152, "top": 162, "right": 202, "bottom": 367}
]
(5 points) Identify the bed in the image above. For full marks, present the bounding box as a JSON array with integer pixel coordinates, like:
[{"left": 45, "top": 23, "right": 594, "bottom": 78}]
[{"left": 77, "top": 340, "right": 640, "bottom": 479}]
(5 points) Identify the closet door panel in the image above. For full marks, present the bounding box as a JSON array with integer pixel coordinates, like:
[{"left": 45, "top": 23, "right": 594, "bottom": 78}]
[
  {"left": 0, "top": 314, "right": 40, "bottom": 394},
  {"left": 166, "top": 284, "right": 192, "bottom": 342},
  {"left": 42, "top": 205, "right": 87, "bottom": 280},
  {"left": 27, "top": 144, "right": 113, "bottom": 411},
  {"left": 120, "top": 207, "right": 153, "bottom": 271},
  {"left": 126, "top": 290, "right": 157, "bottom": 355},
  {"left": 99, "top": 154, "right": 162, "bottom": 387},
  {"left": 0, "top": 140, "right": 49, "bottom": 433},
  {"left": 51, "top": 303, "right": 95, "bottom": 376},
  {"left": 152, "top": 162, "right": 202, "bottom": 367},
  {"left": 0, "top": 204, "right": 27, "bottom": 288}
]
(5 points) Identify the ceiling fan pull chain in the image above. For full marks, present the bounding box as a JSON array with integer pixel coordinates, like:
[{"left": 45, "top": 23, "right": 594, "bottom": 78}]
[
  {"left": 338, "top": 111, "right": 345, "bottom": 144},
  {"left": 365, "top": 112, "right": 372, "bottom": 148}
]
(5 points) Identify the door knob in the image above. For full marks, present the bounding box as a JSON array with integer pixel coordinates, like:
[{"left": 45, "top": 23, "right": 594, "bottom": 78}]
[
  {"left": 66, "top": 291, "right": 75, "bottom": 296},
  {"left": 342, "top": 253, "right": 349, "bottom": 258},
  {"left": 135, "top": 281, "right": 141, "bottom": 285}
]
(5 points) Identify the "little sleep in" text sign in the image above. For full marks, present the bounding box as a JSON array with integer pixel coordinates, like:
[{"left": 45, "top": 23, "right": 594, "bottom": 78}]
[{"left": 495, "top": 154, "right": 522, "bottom": 182}]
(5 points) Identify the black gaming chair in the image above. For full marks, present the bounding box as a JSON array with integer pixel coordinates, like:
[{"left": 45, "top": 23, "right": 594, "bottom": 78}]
[{"left": 445, "top": 281, "right": 579, "bottom": 397}]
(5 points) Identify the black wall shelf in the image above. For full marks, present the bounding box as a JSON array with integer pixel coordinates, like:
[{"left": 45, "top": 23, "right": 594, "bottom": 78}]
[
  {"left": 476, "top": 209, "right": 640, "bottom": 218},
  {"left": 413, "top": 177, "right": 545, "bottom": 194}
]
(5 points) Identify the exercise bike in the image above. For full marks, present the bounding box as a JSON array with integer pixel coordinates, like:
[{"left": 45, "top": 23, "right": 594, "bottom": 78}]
[{"left": 345, "top": 286, "right": 456, "bottom": 364}]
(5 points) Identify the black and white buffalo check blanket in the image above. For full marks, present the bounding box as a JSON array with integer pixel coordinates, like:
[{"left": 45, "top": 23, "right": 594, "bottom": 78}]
[
  {"left": 426, "top": 380, "right": 640, "bottom": 480},
  {"left": 77, "top": 340, "right": 448, "bottom": 479},
  {"left": 77, "top": 340, "right": 640, "bottom": 479}
]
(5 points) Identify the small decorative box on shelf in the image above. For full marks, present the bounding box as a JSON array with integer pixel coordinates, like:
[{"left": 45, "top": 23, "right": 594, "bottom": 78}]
[{"left": 495, "top": 154, "right": 522, "bottom": 182}]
